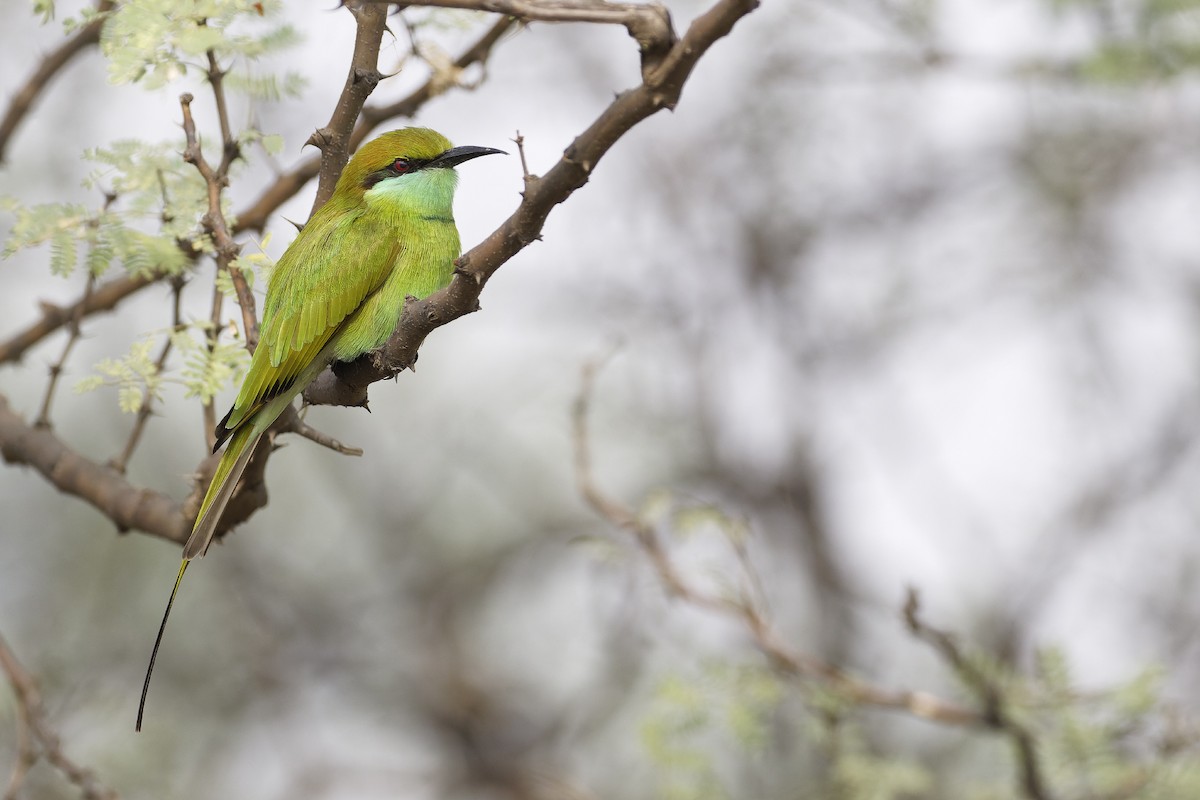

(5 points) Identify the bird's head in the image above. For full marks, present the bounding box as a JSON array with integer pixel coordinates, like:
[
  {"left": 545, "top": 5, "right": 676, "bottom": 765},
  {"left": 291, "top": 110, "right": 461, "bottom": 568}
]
[{"left": 335, "top": 128, "right": 505, "bottom": 204}]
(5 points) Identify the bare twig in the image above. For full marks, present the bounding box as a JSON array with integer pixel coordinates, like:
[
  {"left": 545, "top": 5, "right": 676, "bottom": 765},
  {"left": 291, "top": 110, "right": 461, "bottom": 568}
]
[
  {"left": 365, "top": 0, "right": 674, "bottom": 75},
  {"left": 179, "top": 87, "right": 252, "bottom": 449},
  {"left": 0, "top": 632, "right": 119, "bottom": 800},
  {"left": 108, "top": 277, "right": 186, "bottom": 474},
  {"left": 33, "top": 273, "right": 95, "bottom": 429},
  {"left": 233, "top": 14, "right": 515, "bottom": 234},
  {"left": 2, "top": 674, "right": 35, "bottom": 800},
  {"left": 570, "top": 352, "right": 983, "bottom": 728},
  {"left": 0, "top": 0, "right": 115, "bottom": 164},
  {"left": 513, "top": 129, "right": 533, "bottom": 186},
  {"left": 904, "top": 590, "right": 1053, "bottom": 800},
  {"left": 278, "top": 404, "right": 364, "bottom": 456}
]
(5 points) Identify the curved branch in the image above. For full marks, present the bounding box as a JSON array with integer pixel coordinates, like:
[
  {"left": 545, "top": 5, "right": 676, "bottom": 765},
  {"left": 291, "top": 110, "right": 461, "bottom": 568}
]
[
  {"left": 0, "top": 394, "right": 187, "bottom": 544},
  {"left": 0, "top": 0, "right": 115, "bottom": 165},
  {"left": 305, "top": 0, "right": 759, "bottom": 406}
]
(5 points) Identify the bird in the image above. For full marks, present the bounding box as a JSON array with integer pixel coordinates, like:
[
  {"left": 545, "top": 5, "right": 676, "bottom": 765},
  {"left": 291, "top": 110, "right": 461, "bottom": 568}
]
[{"left": 136, "top": 127, "right": 504, "bottom": 730}]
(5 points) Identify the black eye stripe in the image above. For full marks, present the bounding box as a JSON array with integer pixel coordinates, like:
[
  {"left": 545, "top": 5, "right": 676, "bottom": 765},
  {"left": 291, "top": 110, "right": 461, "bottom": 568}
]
[{"left": 362, "top": 157, "right": 431, "bottom": 189}]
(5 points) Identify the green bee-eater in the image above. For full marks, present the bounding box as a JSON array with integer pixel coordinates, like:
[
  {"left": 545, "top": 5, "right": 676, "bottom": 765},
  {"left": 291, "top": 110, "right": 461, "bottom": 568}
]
[{"left": 137, "top": 127, "right": 504, "bottom": 730}]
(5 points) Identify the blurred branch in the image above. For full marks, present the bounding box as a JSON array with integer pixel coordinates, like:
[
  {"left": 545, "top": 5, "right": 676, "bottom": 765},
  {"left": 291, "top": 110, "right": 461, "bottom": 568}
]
[
  {"left": 234, "top": 14, "right": 515, "bottom": 234},
  {"left": 904, "top": 589, "right": 1053, "bottom": 800},
  {"left": 570, "top": 352, "right": 984, "bottom": 728},
  {"left": 32, "top": 273, "right": 94, "bottom": 430},
  {"left": 0, "top": 0, "right": 115, "bottom": 165},
  {"left": 277, "top": 404, "right": 364, "bottom": 456},
  {"left": 0, "top": 632, "right": 119, "bottom": 800},
  {"left": 305, "top": 0, "right": 758, "bottom": 407},
  {"left": 0, "top": 273, "right": 162, "bottom": 366},
  {"left": 0, "top": 394, "right": 188, "bottom": 544}
]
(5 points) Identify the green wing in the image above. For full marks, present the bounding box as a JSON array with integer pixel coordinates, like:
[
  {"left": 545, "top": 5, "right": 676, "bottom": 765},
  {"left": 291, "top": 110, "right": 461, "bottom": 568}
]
[{"left": 215, "top": 210, "right": 401, "bottom": 446}]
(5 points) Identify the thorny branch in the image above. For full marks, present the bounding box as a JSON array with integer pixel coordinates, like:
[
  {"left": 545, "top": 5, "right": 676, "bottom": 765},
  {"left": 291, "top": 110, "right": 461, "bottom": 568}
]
[
  {"left": 307, "top": 1, "right": 389, "bottom": 214},
  {"left": 0, "top": 632, "right": 118, "bottom": 800},
  {"left": 570, "top": 353, "right": 983, "bottom": 728}
]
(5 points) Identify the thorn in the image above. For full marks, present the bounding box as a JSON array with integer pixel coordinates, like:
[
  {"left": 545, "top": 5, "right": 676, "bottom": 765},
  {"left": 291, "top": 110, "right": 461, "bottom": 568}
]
[
  {"left": 305, "top": 128, "right": 333, "bottom": 150},
  {"left": 282, "top": 216, "right": 303, "bottom": 232}
]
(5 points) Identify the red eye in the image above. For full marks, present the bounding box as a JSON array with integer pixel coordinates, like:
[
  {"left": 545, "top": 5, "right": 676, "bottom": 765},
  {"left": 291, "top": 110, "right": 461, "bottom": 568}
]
[{"left": 392, "top": 159, "right": 410, "bottom": 173}]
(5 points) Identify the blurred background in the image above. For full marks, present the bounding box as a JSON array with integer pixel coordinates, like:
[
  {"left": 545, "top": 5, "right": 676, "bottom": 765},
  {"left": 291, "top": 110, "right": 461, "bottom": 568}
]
[{"left": 2, "top": 0, "right": 1200, "bottom": 797}]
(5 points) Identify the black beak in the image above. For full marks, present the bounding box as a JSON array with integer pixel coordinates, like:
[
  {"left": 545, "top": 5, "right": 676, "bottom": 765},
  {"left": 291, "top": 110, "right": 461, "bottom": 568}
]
[{"left": 429, "top": 145, "right": 507, "bottom": 169}]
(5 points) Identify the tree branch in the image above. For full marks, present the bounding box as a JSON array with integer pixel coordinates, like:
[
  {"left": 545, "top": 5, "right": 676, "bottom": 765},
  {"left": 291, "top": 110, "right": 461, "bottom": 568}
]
[
  {"left": 904, "top": 590, "right": 1054, "bottom": 800},
  {"left": 32, "top": 273, "right": 94, "bottom": 429},
  {"left": 0, "top": 273, "right": 161, "bottom": 366},
  {"left": 367, "top": 0, "right": 674, "bottom": 75},
  {"left": 0, "top": 632, "right": 119, "bottom": 800},
  {"left": 307, "top": 1, "right": 389, "bottom": 215},
  {"left": 305, "top": 0, "right": 759, "bottom": 407},
  {"left": 570, "top": 351, "right": 984, "bottom": 728},
  {"left": 0, "top": 394, "right": 188, "bottom": 544},
  {"left": 0, "top": 0, "right": 115, "bottom": 165}
]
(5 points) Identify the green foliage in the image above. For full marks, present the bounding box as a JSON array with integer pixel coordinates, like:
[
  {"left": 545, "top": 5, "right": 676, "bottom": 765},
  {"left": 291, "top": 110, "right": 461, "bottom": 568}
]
[
  {"left": 75, "top": 339, "right": 162, "bottom": 413},
  {"left": 32, "top": 0, "right": 55, "bottom": 24},
  {"left": 1, "top": 200, "right": 92, "bottom": 275},
  {"left": 1044, "top": 0, "right": 1200, "bottom": 81},
  {"left": 170, "top": 323, "right": 249, "bottom": 404},
  {"left": 822, "top": 726, "right": 933, "bottom": 800},
  {"left": 641, "top": 662, "right": 783, "bottom": 800},
  {"left": 224, "top": 69, "right": 306, "bottom": 101},
  {"left": 83, "top": 139, "right": 212, "bottom": 243},
  {"left": 76, "top": 321, "right": 249, "bottom": 412},
  {"left": 100, "top": 0, "right": 301, "bottom": 88}
]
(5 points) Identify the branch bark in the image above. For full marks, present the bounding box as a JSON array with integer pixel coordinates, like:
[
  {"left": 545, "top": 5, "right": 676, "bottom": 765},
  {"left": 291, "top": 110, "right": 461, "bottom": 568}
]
[
  {"left": 0, "top": 394, "right": 188, "bottom": 544},
  {"left": 0, "top": 632, "right": 118, "bottom": 800},
  {"left": 307, "top": 1, "right": 389, "bottom": 214},
  {"left": 0, "top": 273, "right": 161, "bottom": 366}
]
